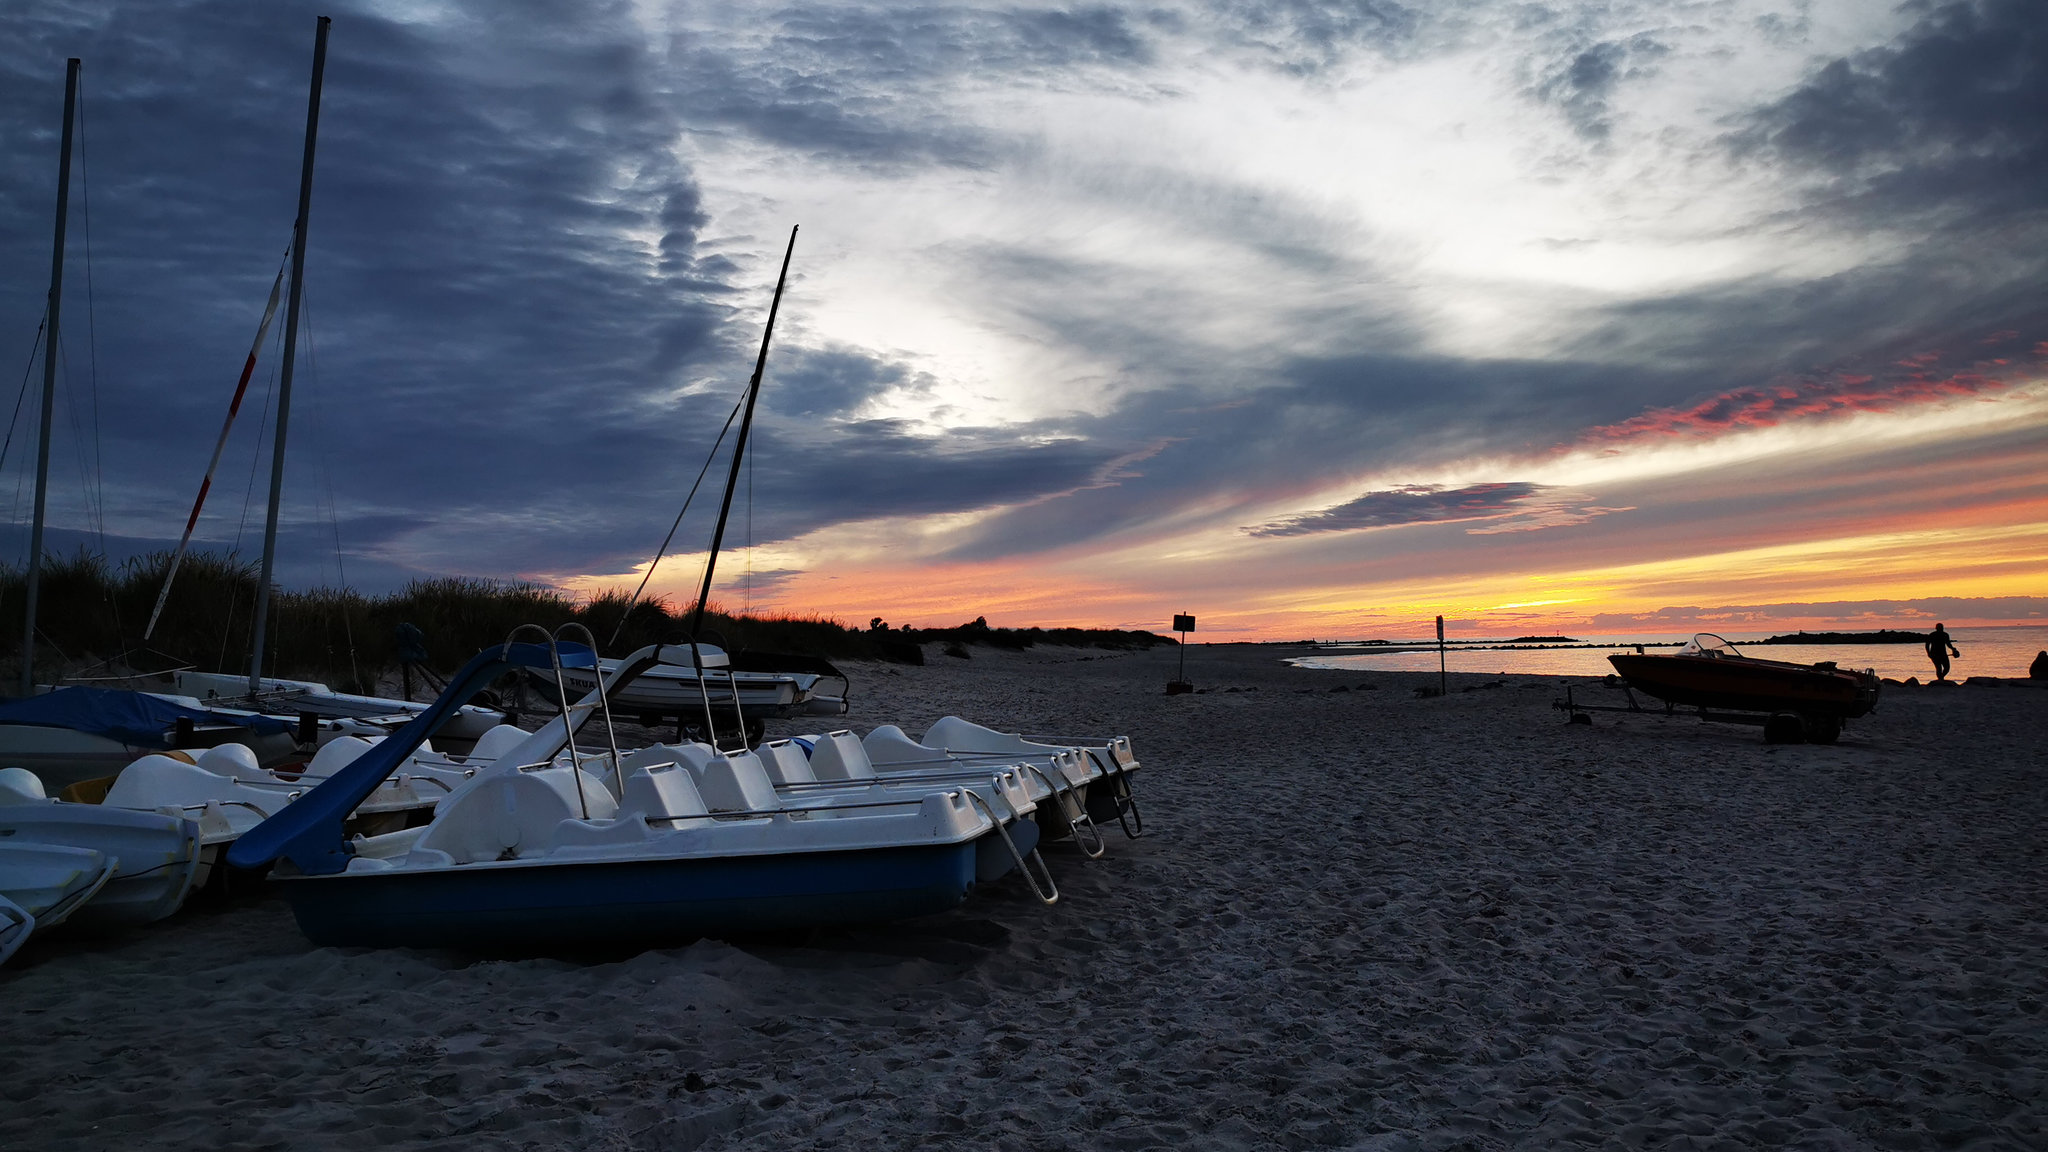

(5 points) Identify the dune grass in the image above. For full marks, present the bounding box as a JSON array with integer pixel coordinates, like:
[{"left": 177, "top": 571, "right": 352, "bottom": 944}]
[{"left": 0, "top": 549, "right": 1169, "bottom": 691}]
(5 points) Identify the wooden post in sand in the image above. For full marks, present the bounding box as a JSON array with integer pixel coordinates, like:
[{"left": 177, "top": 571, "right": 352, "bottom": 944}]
[
  {"left": 1167, "top": 614, "right": 1195, "bottom": 694},
  {"left": 1436, "top": 615, "right": 1447, "bottom": 697}
]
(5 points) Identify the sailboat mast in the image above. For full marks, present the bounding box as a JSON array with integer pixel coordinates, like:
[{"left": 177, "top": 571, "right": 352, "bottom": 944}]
[
  {"left": 687, "top": 225, "right": 797, "bottom": 641},
  {"left": 20, "top": 58, "right": 81, "bottom": 697},
  {"left": 249, "top": 15, "right": 330, "bottom": 693}
]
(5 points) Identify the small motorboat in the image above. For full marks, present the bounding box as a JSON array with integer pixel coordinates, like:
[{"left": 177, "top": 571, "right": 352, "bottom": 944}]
[{"left": 1607, "top": 633, "right": 1879, "bottom": 742}]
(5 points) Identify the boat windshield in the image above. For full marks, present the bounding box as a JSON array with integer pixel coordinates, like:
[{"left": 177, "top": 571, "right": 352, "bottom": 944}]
[{"left": 1680, "top": 633, "right": 1743, "bottom": 658}]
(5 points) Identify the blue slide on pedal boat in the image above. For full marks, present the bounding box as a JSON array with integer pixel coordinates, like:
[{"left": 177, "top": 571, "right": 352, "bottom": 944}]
[{"left": 227, "top": 635, "right": 1055, "bottom": 951}]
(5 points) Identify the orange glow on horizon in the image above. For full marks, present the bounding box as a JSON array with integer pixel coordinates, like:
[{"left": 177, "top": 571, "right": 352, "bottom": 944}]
[
  {"left": 547, "top": 375, "right": 2048, "bottom": 643},
  {"left": 556, "top": 513, "right": 2047, "bottom": 641}
]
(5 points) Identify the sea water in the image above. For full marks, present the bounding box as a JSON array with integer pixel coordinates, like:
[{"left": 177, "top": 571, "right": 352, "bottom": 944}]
[{"left": 1290, "top": 624, "right": 2048, "bottom": 682}]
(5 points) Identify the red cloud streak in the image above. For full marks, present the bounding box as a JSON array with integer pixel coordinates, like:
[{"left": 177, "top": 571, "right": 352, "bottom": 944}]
[{"left": 1585, "top": 357, "right": 2031, "bottom": 445}]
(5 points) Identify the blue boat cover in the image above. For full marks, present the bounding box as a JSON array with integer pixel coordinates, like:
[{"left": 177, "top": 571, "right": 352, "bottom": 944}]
[{"left": 0, "top": 686, "right": 295, "bottom": 746}]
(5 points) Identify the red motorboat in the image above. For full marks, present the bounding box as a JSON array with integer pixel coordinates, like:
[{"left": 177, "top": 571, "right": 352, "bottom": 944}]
[{"left": 1606, "top": 634, "right": 1879, "bottom": 741}]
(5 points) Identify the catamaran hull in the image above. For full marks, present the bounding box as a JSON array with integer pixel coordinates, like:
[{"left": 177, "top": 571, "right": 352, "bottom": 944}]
[
  {"left": 0, "top": 727, "right": 141, "bottom": 792},
  {"left": 1607, "top": 654, "right": 1879, "bottom": 718},
  {"left": 276, "top": 840, "right": 981, "bottom": 951},
  {"left": 532, "top": 665, "right": 812, "bottom": 719}
]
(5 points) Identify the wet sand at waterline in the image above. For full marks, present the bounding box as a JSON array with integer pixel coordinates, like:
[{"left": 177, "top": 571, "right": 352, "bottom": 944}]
[{"left": 2, "top": 644, "right": 2043, "bottom": 1149}]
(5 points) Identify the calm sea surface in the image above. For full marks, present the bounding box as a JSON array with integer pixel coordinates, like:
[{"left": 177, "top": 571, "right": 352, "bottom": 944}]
[{"left": 1289, "top": 625, "right": 2048, "bottom": 681}]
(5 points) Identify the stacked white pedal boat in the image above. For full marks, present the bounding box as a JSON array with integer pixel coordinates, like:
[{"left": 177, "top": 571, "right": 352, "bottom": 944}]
[{"left": 0, "top": 766, "right": 205, "bottom": 956}]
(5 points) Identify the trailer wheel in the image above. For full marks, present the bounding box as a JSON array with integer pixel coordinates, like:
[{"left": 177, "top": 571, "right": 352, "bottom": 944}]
[
  {"left": 1801, "top": 714, "right": 1841, "bottom": 745},
  {"left": 1763, "top": 713, "right": 1807, "bottom": 744}
]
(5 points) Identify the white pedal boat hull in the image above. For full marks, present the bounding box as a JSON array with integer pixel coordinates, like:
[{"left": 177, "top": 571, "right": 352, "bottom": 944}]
[
  {"left": 0, "top": 802, "right": 202, "bottom": 927},
  {"left": 0, "top": 840, "right": 117, "bottom": 930}
]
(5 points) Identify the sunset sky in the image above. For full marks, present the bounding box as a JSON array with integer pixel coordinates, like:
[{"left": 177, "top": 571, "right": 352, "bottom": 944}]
[{"left": 1, "top": 0, "right": 2042, "bottom": 640}]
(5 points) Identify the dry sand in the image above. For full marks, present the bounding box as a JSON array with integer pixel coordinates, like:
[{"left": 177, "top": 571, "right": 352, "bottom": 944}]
[{"left": 2, "top": 644, "right": 2044, "bottom": 1150}]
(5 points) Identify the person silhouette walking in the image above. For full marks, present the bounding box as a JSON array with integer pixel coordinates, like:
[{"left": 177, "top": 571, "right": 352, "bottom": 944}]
[{"left": 1925, "top": 622, "right": 1960, "bottom": 682}]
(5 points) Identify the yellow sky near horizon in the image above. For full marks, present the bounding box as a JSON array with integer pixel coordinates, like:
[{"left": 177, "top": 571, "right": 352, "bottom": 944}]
[{"left": 563, "top": 505, "right": 2047, "bottom": 640}]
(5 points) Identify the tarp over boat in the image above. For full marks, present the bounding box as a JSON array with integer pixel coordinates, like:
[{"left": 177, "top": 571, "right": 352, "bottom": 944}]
[{"left": 0, "top": 686, "right": 295, "bottom": 747}]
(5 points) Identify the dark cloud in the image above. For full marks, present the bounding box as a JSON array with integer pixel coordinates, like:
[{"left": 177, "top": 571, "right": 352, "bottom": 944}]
[
  {"left": 1244, "top": 481, "right": 1630, "bottom": 538},
  {"left": 667, "top": 4, "right": 1162, "bottom": 171},
  {"left": 1211, "top": 0, "right": 1421, "bottom": 74},
  {"left": 762, "top": 347, "right": 926, "bottom": 420},
  {"left": 1740, "top": 0, "right": 2048, "bottom": 223},
  {"left": 927, "top": 349, "right": 1692, "bottom": 563},
  {"left": 0, "top": 0, "right": 753, "bottom": 588},
  {"left": 1536, "top": 35, "right": 1668, "bottom": 140},
  {"left": 0, "top": 521, "right": 444, "bottom": 595},
  {"left": 1247, "top": 481, "right": 1548, "bottom": 536},
  {"left": 743, "top": 418, "right": 1115, "bottom": 538}
]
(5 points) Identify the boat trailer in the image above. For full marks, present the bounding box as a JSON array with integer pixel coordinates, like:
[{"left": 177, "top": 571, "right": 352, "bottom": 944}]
[{"left": 1553, "top": 680, "right": 1843, "bottom": 744}]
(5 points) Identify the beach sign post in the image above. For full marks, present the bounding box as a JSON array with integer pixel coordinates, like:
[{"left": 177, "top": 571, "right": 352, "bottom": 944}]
[
  {"left": 1168, "top": 614, "right": 1195, "bottom": 694},
  {"left": 1436, "top": 615, "right": 1447, "bottom": 697}
]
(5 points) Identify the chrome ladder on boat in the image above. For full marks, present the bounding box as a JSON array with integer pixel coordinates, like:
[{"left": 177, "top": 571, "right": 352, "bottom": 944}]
[{"left": 507, "top": 622, "right": 629, "bottom": 817}]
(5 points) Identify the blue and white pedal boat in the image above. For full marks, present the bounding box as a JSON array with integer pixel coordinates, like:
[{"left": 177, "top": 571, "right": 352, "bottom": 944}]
[{"left": 229, "top": 639, "right": 1054, "bottom": 951}]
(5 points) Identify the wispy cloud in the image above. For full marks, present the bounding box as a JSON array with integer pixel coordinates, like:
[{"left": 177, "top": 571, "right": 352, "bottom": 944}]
[{"left": 1246, "top": 482, "right": 1629, "bottom": 537}]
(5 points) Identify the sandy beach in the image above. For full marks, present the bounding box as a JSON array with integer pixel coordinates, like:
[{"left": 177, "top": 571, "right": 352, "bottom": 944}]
[{"left": 2, "top": 644, "right": 2044, "bottom": 1150}]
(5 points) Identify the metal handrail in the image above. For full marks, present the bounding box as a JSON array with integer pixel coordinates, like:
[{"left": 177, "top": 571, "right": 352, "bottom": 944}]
[
  {"left": 502, "top": 623, "right": 594, "bottom": 818},
  {"left": 774, "top": 759, "right": 1040, "bottom": 793},
  {"left": 679, "top": 636, "right": 727, "bottom": 753},
  {"left": 165, "top": 798, "right": 277, "bottom": 819},
  {"left": 1078, "top": 746, "right": 1142, "bottom": 839},
  {"left": 1018, "top": 761, "right": 1105, "bottom": 859},
  {"left": 674, "top": 633, "right": 754, "bottom": 753},
  {"left": 641, "top": 788, "right": 983, "bottom": 825},
  {"left": 553, "top": 621, "right": 625, "bottom": 799},
  {"left": 964, "top": 789, "right": 1058, "bottom": 905},
  {"left": 1016, "top": 732, "right": 1128, "bottom": 746}
]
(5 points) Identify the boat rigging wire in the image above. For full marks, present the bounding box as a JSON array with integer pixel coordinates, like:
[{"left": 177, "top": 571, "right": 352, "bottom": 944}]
[
  {"left": 299, "top": 286, "right": 361, "bottom": 688},
  {"left": 216, "top": 321, "right": 285, "bottom": 675},
  {"left": 0, "top": 316, "right": 48, "bottom": 489},
  {"left": 605, "top": 390, "right": 745, "bottom": 649},
  {"left": 73, "top": 79, "right": 108, "bottom": 555},
  {"left": 745, "top": 425, "right": 753, "bottom": 617},
  {"left": 688, "top": 225, "right": 796, "bottom": 642},
  {"left": 58, "top": 335, "right": 99, "bottom": 543}
]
